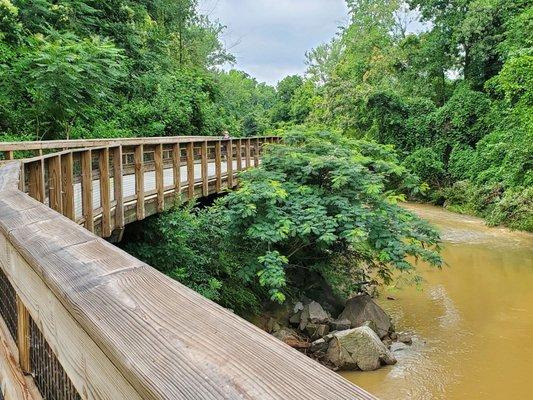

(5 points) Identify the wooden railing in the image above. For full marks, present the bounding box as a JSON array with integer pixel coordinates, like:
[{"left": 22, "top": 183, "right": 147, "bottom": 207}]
[
  {"left": 4, "top": 136, "right": 275, "bottom": 240},
  {"left": 0, "top": 136, "right": 376, "bottom": 400}
]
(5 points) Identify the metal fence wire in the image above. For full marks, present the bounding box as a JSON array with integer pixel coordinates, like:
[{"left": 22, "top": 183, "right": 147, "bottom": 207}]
[
  {"left": 30, "top": 318, "right": 81, "bottom": 400},
  {"left": 0, "top": 268, "right": 17, "bottom": 341}
]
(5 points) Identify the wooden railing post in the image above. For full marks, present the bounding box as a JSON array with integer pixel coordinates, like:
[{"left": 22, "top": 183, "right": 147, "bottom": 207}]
[
  {"left": 254, "top": 138, "right": 260, "bottom": 166},
  {"left": 155, "top": 144, "right": 164, "bottom": 212},
  {"left": 49, "top": 155, "right": 62, "bottom": 213},
  {"left": 226, "top": 139, "right": 234, "bottom": 188},
  {"left": 81, "top": 150, "right": 94, "bottom": 232},
  {"left": 186, "top": 142, "right": 195, "bottom": 199},
  {"left": 61, "top": 152, "right": 75, "bottom": 220},
  {"left": 5, "top": 150, "right": 14, "bottom": 160},
  {"left": 28, "top": 159, "right": 45, "bottom": 203},
  {"left": 134, "top": 144, "right": 145, "bottom": 220},
  {"left": 245, "top": 138, "right": 251, "bottom": 169},
  {"left": 113, "top": 146, "right": 124, "bottom": 233},
  {"left": 201, "top": 141, "right": 208, "bottom": 196},
  {"left": 99, "top": 148, "right": 111, "bottom": 237},
  {"left": 236, "top": 139, "right": 243, "bottom": 171},
  {"left": 16, "top": 296, "right": 30, "bottom": 375},
  {"left": 215, "top": 141, "right": 222, "bottom": 193},
  {"left": 172, "top": 143, "right": 181, "bottom": 199}
]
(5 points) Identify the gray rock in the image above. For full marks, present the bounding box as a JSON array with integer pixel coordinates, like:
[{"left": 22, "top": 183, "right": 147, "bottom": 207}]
[
  {"left": 273, "top": 328, "right": 309, "bottom": 349},
  {"left": 305, "top": 323, "right": 330, "bottom": 340},
  {"left": 293, "top": 301, "right": 304, "bottom": 314},
  {"left": 289, "top": 310, "right": 302, "bottom": 326},
  {"left": 338, "top": 294, "right": 392, "bottom": 339},
  {"left": 310, "top": 338, "right": 328, "bottom": 353},
  {"left": 326, "top": 326, "right": 397, "bottom": 371},
  {"left": 299, "top": 301, "right": 329, "bottom": 330},
  {"left": 330, "top": 318, "right": 351, "bottom": 331},
  {"left": 397, "top": 332, "right": 412, "bottom": 345}
]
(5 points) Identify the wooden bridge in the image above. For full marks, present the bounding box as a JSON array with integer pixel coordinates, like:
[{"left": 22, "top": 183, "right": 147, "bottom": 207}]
[{"left": 0, "top": 136, "right": 376, "bottom": 400}]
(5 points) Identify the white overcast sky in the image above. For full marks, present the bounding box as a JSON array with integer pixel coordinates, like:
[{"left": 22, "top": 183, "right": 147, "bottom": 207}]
[{"left": 198, "top": 0, "right": 350, "bottom": 85}]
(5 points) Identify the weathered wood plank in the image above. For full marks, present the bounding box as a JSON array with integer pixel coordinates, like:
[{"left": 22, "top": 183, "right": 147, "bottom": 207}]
[
  {"left": 99, "top": 148, "right": 112, "bottom": 237},
  {"left": 81, "top": 150, "right": 94, "bottom": 232},
  {"left": 0, "top": 312, "right": 41, "bottom": 400},
  {"left": 0, "top": 229, "right": 143, "bottom": 400},
  {"left": 155, "top": 144, "right": 164, "bottom": 212},
  {"left": 186, "top": 142, "right": 194, "bottom": 199},
  {"left": 201, "top": 141, "right": 208, "bottom": 196},
  {"left": 48, "top": 155, "right": 62, "bottom": 213},
  {"left": 226, "top": 139, "right": 234, "bottom": 187},
  {"left": 236, "top": 139, "right": 243, "bottom": 171},
  {"left": 172, "top": 143, "right": 181, "bottom": 198},
  {"left": 215, "top": 141, "right": 222, "bottom": 193},
  {"left": 113, "top": 146, "right": 124, "bottom": 232},
  {"left": 61, "top": 153, "right": 75, "bottom": 220},
  {"left": 16, "top": 296, "right": 30, "bottom": 374},
  {"left": 245, "top": 138, "right": 251, "bottom": 168},
  {"left": 254, "top": 138, "right": 260, "bottom": 166},
  {"left": 134, "top": 145, "right": 145, "bottom": 220},
  {"left": 27, "top": 160, "right": 45, "bottom": 203}
]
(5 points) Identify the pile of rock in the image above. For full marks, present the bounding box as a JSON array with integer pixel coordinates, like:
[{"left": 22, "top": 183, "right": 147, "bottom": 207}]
[{"left": 268, "top": 294, "right": 413, "bottom": 372}]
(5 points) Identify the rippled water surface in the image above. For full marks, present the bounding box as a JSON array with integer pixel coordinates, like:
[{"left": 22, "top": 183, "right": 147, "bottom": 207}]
[{"left": 343, "top": 203, "right": 533, "bottom": 400}]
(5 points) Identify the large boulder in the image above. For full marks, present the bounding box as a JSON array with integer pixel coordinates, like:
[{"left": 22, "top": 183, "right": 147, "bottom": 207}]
[
  {"left": 299, "top": 301, "right": 329, "bottom": 330},
  {"left": 338, "top": 294, "right": 392, "bottom": 338},
  {"left": 326, "top": 326, "right": 397, "bottom": 371}
]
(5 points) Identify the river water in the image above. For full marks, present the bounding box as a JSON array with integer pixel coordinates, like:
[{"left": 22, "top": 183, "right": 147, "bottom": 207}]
[{"left": 343, "top": 203, "right": 533, "bottom": 400}]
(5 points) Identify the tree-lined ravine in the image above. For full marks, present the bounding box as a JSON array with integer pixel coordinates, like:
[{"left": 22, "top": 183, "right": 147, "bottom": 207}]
[{"left": 344, "top": 203, "right": 533, "bottom": 400}]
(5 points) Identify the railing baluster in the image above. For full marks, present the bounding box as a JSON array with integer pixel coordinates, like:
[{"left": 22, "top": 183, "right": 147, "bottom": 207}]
[
  {"left": 186, "top": 142, "right": 195, "bottom": 199},
  {"left": 6, "top": 150, "right": 14, "bottom": 160},
  {"left": 61, "top": 153, "right": 75, "bottom": 220},
  {"left": 81, "top": 150, "right": 94, "bottom": 232},
  {"left": 155, "top": 144, "right": 164, "bottom": 212},
  {"left": 201, "top": 141, "right": 208, "bottom": 196},
  {"left": 28, "top": 159, "right": 45, "bottom": 203},
  {"left": 49, "top": 155, "right": 62, "bottom": 213},
  {"left": 226, "top": 139, "right": 233, "bottom": 188},
  {"left": 135, "top": 144, "right": 145, "bottom": 221},
  {"left": 245, "top": 138, "right": 251, "bottom": 168},
  {"left": 254, "top": 138, "right": 260, "bottom": 166},
  {"left": 16, "top": 295, "right": 30, "bottom": 374},
  {"left": 236, "top": 139, "right": 243, "bottom": 171},
  {"left": 172, "top": 143, "right": 181, "bottom": 199},
  {"left": 113, "top": 146, "right": 124, "bottom": 233},
  {"left": 215, "top": 141, "right": 222, "bottom": 193},
  {"left": 99, "top": 148, "right": 111, "bottom": 237}
]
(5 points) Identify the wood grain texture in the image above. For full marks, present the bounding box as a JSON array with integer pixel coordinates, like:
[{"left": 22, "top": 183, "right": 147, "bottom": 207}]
[
  {"left": 134, "top": 145, "right": 144, "bottom": 220},
  {"left": 99, "top": 148, "right": 111, "bottom": 237},
  {"left": 201, "top": 141, "right": 208, "bottom": 196},
  {"left": 226, "top": 140, "right": 233, "bottom": 188},
  {"left": 61, "top": 153, "right": 75, "bottom": 220},
  {"left": 81, "top": 150, "right": 94, "bottom": 232},
  {"left": 245, "top": 139, "right": 251, "bottom": 168},
  {"left": 16, "top": 296, "right": 30, "bottom": 374},
  {"left": 214, "top": 141, "right": 222, "bottom": 193},
  {"left": 27, "top": 160, "right": 45, "bottom": 203},
  {"left": 154, "top": 144, "right": 164, "bottom": 213},
  {"left": 113, "top": 147, "right": 124, "bottom": 231},
  {"left": 236, "top": 139, "right": 242, "bottom": 171},
  {"left": 186, "top": 142, "right": 194, "bottom": 199},
  {"left": 0, "top": 314, "right": 41, "bottom": 400},
  {"left": 172, "top": 143, "right": 181, "bottom": 197},
  {"left": 48, "top": 155, "right": 62, "bottom": 213}
]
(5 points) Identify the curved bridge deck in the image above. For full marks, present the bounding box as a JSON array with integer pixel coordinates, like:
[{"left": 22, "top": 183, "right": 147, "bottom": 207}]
[{"left": 0, "top": 136, "right": 377, "bottom": 400}]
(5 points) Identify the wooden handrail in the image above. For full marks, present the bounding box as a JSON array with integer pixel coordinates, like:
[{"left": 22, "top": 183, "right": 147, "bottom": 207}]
[{"left": 0, "top": 136, "right": 376, "bottom": 399}]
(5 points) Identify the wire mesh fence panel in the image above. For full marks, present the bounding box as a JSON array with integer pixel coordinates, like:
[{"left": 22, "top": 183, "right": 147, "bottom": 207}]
[
  {"left": 0, "top": 268, "right": 17, "bottom": 341},
  {"left": 30, "top": 318, "right": 81, "bottom": 400}
]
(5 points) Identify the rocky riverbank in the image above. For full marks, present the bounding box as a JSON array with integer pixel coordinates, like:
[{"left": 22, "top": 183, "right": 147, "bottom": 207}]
[{"left": 261, "top": 294, "right": 412, "bottom": 372}]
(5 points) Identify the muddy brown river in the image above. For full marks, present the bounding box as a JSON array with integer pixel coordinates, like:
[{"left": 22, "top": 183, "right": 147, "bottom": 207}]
[{"left": 343, "top": 203, "right": 533, "bottom": 400}]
